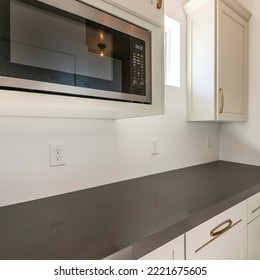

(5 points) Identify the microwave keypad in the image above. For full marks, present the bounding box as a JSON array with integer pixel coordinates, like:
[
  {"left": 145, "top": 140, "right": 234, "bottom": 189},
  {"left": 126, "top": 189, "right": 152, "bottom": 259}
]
[{"left": 131, "top": 39, "right": 146, "bottom": 95}]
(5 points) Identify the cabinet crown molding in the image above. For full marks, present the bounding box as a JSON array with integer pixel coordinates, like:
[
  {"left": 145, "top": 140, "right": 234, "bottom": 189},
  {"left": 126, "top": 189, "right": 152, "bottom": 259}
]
[
  {"left": 184, "top": 0, "right": 252, "bottom": 22},
  {"left": 221, "top": 0, "right": 251, "bottom": 21},
  {"left": 183, "top": 0, "right": 211, "bottom": 15}
]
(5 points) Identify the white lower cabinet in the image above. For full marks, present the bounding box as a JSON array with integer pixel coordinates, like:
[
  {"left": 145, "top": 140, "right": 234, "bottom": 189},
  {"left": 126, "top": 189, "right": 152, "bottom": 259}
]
[
  {"left": 104, "top": 235, "right": 185, "bottom": 260},
  {"left": 186, "top": 201, "right": 247, "bottom": 260},
  {"left": 248, "top": 217, "right": 260, "bottom": 259},
  {"left": 139, "top": 200, "right": 248, "bottom": 260},
  {"left": 247, "top": 192, "right": 260, "bottom": 259},
  {"left": 139, "top": 235, "right": 184, "bottom": 260}
]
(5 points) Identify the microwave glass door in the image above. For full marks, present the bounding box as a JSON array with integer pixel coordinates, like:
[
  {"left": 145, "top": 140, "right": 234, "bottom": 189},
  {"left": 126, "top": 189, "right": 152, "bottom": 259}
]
[{"left": 0, "top": 0, "right": 151, "bottom": 103}]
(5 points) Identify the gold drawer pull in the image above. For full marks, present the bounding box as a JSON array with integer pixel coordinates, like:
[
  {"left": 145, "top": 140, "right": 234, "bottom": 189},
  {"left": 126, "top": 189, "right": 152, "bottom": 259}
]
[
  {"left": 195, "top": 219, "right": 241, "bottom": 253},
  {"left": 219, "top": 88, "right": 224, "bottom": 114},
  {"left": 210, "top": 219, "right": 233, "bottom": 237},
  {"left": 157, "top": 0, "right": 163, "bottom": 9}
]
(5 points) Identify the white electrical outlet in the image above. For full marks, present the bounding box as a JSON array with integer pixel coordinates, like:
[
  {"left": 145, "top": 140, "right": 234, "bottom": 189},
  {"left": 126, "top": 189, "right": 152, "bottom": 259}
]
[
  {"left": 50, "top": 144, "right": 65, "bottom": 167},
  {"left": 151, "top": 138, "right": 159, "bottom": 155}
]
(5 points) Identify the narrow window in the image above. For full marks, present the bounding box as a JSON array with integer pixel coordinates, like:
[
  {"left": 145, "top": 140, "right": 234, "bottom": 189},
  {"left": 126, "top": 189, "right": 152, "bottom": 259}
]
[{"left": 164, "top": 16, "right": 180, "bottom": 88}]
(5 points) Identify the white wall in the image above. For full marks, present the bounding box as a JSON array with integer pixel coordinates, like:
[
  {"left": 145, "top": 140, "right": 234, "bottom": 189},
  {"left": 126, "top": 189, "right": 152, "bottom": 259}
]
[
  {"left": 0, "top": 0, "right": 219, "bottom": 207},
  {"left": 220, "top": 0, "right": 260, "bottom": 166}
]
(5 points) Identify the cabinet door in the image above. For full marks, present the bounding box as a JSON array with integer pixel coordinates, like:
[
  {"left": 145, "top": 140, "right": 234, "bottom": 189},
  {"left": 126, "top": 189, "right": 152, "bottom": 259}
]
[
  {"left": 139, "top": 235, "right": 184, "bottom": 260},
  {"left": 185, "top": 0, "right": 215, "bottom": 121},
  {"left": 247, "top": 192, "right": 260, "bottom": 259},
  {"left": 248, "top": 216, "right": 260, "bottom": 260},
  {"left": 103, "top": 0, "right": 164, "bottom": 25},
  {"left": 186, "top": 201, "right": 247, "bottom": 260},
  {"left": 217, "top": 1, "right": 248, "bottom": 121}
]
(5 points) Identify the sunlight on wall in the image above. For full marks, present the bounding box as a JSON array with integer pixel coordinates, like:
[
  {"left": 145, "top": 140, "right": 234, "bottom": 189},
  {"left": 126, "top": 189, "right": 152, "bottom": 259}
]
[{"left": 164, "top": 15, "right": 180, "bottom": 88}]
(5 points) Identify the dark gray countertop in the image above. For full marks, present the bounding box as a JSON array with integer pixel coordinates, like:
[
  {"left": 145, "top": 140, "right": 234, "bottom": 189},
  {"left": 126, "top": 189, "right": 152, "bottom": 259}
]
[{"left": 1, "top": 160, "right": 260, "bottom": 259}]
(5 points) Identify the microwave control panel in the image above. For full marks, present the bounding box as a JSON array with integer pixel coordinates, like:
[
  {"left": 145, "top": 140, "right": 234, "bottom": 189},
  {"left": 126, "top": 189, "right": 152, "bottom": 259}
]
[{"left": 131, "top": 38, "right": 146, "bottom": 96}]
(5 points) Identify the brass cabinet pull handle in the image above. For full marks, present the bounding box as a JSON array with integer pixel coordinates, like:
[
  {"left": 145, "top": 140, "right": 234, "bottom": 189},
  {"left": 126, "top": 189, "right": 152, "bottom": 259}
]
[
  {"left": 157, "top": 0, "right": 163, "bottom": 9},
  {"left": 210, "top": 219, "right": 233, "bottom": 237},
  {"left": 219, "top": 88, "right": 224, "bottom": 114},
  {"left": 195, "top": 219, "right": 241, "bottom": 253}
]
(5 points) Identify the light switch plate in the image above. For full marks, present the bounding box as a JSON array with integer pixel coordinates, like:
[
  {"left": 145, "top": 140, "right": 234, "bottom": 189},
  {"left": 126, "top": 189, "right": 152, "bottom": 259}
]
[{"left": 151, "top": 138, "right": 159, "bottom": 155}]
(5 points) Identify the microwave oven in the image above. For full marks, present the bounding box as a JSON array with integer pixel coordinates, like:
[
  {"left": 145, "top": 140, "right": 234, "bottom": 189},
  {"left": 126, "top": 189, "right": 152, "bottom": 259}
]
[{"left": 0, "top": 0, "right": 151, "bottom": 104}]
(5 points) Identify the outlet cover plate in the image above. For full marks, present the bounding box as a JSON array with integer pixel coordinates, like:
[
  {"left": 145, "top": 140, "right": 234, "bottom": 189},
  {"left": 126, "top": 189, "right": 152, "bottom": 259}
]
[
  {"left": 151, "top": 138, "right": 159, "bottom": 155},
  {"left": 50, "top": 144, "right": 65, "bottom": 167}
]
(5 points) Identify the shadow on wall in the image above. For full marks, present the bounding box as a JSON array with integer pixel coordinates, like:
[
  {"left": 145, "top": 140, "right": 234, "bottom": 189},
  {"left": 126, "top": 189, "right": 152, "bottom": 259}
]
[{"left": 220, "top": 125, "right": 260, "bottom": 166}]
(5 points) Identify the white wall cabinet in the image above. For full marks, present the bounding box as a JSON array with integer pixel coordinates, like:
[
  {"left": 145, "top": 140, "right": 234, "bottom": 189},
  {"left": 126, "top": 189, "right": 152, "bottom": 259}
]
[
  {"left": 186, "top": 201, "right": 247, "bottom": 259},
  {"left": 247, "top": 192, "right": 260, "bottom": 259},
  {"left": 103, "top": 0, "right": 164, "bottom": 26},
  {"left": 139, "top": 234, "right": 185, "bottom": 260},
  {"left": 184, "top": 0, "right": 252, "bottom": 122}
]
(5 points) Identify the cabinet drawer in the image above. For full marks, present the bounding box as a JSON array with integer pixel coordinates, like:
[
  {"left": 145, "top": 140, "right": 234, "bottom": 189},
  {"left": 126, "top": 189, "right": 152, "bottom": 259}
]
[
  {"left": 247, "top": 192, "right": 260, "bottom": 223},
  {"left": 186, "top": 200, "right": 247, "bottom": 259}
]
